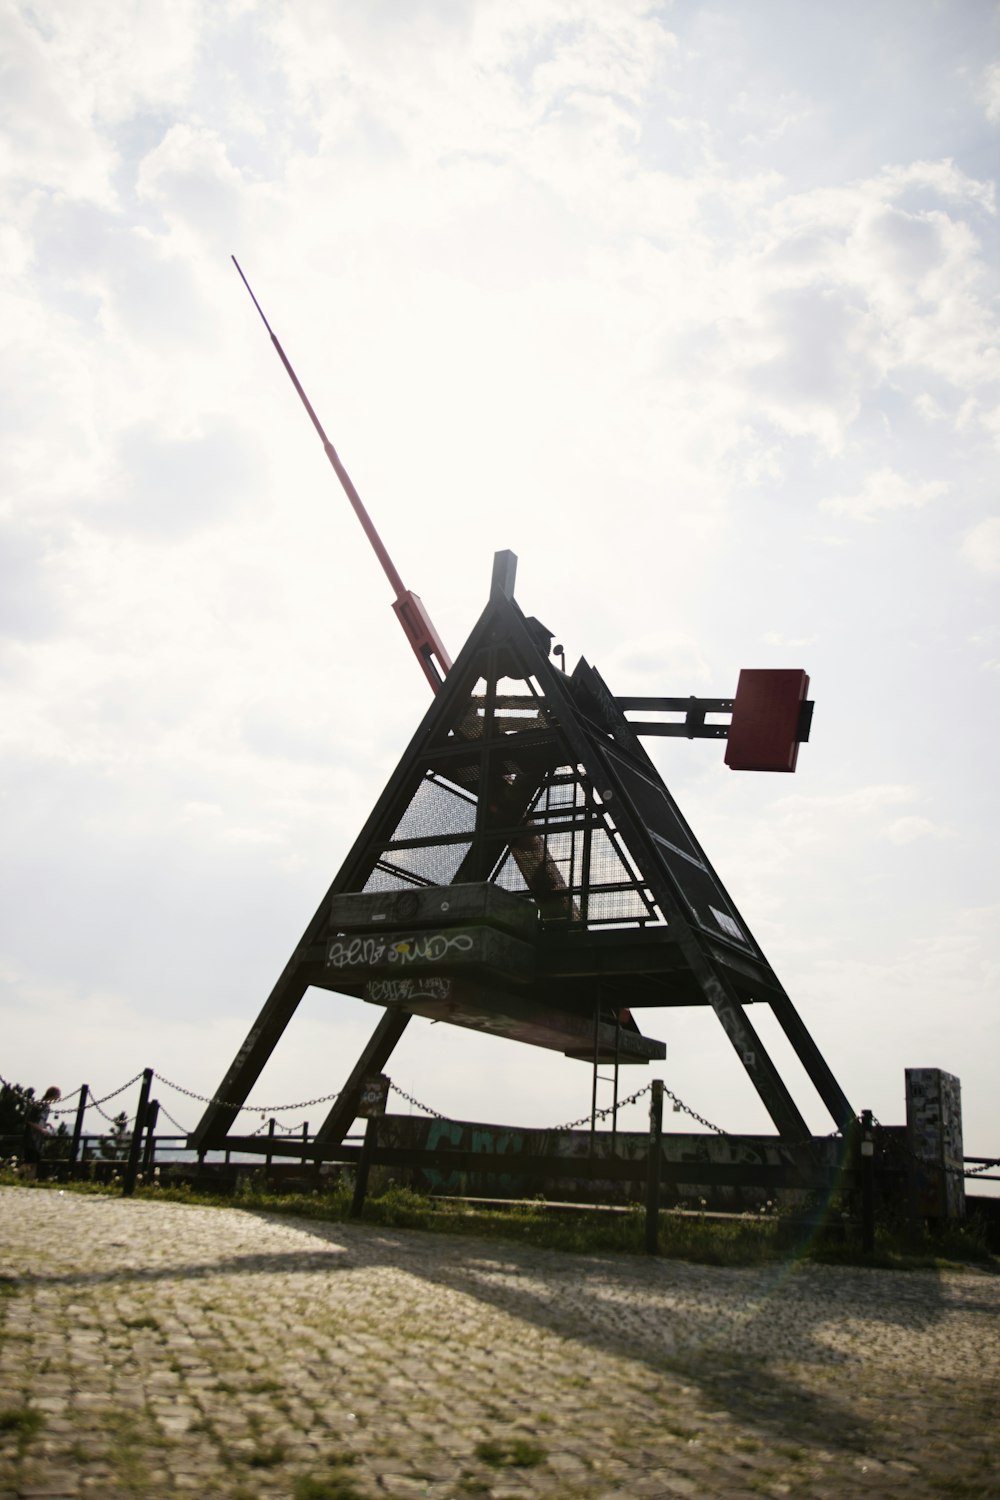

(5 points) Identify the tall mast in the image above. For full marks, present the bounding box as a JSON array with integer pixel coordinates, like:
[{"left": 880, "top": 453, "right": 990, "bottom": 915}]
[{"left": 232, "top": 256, "right": 452, "bottom": 692}]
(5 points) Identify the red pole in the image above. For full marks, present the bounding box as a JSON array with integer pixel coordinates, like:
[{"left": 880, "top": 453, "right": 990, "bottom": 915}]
[{"left": 233, "top": 257, "right": 452, "bottom": 692}]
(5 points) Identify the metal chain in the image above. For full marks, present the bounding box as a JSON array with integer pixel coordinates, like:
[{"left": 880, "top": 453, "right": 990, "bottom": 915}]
[
  {"left": 154, "top": 1104, "right": 189, "bottom": 1135},
  {"left": 660, "top": 1084, "right": 728, "bottom": 1136},
  {"left": 52, "top": 1074, "right": 144, "bottom": 1120},
  {"left": 0, "top": 1073, "right": 86, "bottom": 1112},
  {"left": 869, "top": 1114, "right": 995, "bottom": 1178},
  {"left": 0, "top": 1072, "right": 144, "bottom": 1121},
  {"left": 550, "top": 1082, "right": 653, "bottom": 1133},
  {"left": 388, "top": 1083, "right": 447, "bottom": 1119},
  {"left": 549, "top": 1083, "right": 844, "bottom": 1144},
  {"left": 49, "top": 1086, "right": 83, "bottom": 1117},
  {"left": 89, "top": 1073, "right": 146, "bottom": 1108},
  {"left": 156, "top": 1073, "right": 341, "bottom": 1115},
  {"left": 91, "top": 1098, "right": 132, "bottom": 1127}
]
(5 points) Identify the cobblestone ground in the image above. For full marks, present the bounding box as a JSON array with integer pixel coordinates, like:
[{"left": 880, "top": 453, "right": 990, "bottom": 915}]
[{"left": 1, "top": 1187, "right": 997, "bottom": 1499}]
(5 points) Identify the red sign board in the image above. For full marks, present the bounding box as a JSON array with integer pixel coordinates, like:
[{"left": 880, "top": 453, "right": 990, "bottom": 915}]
[{"left": 725, "top": 669, "right": 809, "bottom": 773}]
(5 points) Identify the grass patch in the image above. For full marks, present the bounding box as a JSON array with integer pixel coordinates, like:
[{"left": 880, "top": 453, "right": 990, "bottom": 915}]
[
  {"left": 294, "top": 1473, "right": 367, "bottom": 1500},
  {"left": 662, "top": 1420, "right": 700, "bottom": 1440},
  {"left": 247, "top": 1442, "right": 287, "bottom": 1468},
  {"left": 474, "top": 1435, "right": 547, "bottom": 1468},
  {"left": 104, "top": 1407, "right": 159, "bottom": 1489},
  {"left": 936, "top": 1481, "right": 999, "bottom": 1498},
  {"left": 6, "top": 1177, "right": 997, "bottom": 1271},
  {"left": 0, "top": 1405, "right": 43, "bottom": 1445}
]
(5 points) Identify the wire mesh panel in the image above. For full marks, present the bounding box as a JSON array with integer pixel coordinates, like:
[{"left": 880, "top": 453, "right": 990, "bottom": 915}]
[
  {"left": 364, "top": 772, "right": 478, "bottom": 892},
  {"left": 392, "top": 773, "right": 477, "bottom": 843},
  {"left": 490, "top": 766, "right": 660, "bottom": 929}
]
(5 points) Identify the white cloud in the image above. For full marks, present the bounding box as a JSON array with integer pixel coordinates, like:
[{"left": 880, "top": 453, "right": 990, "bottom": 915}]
[
  {"left": 0, "top": 5, "right": 117, "bottom": 204},
  {"left": 761, "top": 631, "right": 815, "bottom": 648},
  {"left": 885, "top": 815, "right": 948, "bottom": 846},
  {"left": 982, "top": 60, "right": 1000, "bottom": 125},
  {"left": 135, "top": 124, "right": 252, "bottom": 252},
  {"left": 821, "top": 467, "right": 948, "bottom": 522},
  {"left": 600, "top": 631, "right": 713, "bottom": 696},
  {"left": 11, "top": 1, "right": 202, "bottom": 127},
  {"left": 961, "top": 516, "right": 1000, "bottom": 575},
  {"left": 740, "top": 163, "right": 1000, "bottom": 448}
]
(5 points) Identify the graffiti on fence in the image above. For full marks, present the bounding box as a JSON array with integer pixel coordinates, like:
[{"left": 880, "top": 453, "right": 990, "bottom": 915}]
[{"left": 373, "top": 1114, "right": 853, "bottom": 1207}]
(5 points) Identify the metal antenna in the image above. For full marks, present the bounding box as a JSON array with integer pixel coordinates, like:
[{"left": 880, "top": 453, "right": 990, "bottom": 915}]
[{"left": 232, "top": 255, "right": 452, "bottom": 692}]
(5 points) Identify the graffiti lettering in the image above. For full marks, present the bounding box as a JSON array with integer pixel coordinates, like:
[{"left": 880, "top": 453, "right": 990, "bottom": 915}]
[
  {"left": 421, "top": 1119, "right": 526, "bottom": 1193},
  {"left": 387, "top": 932, "right": 475, "bottom": 966},
  {"left": 369, "top": 977, "right": 452, "bottom": 1005},
  {"left": 327, "top": 936, "right": 387, "bottom": 969},
  {"left": 328, "top": 930, "right": 477, "bottom": 972}
]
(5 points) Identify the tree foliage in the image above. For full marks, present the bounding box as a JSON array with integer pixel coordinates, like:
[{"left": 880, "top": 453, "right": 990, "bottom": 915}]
[
  {"left": 0, "top": 1081, "right": 35, "bottom": 1135},
  {"left": 0, "top": 1079, "right": 68, "bottom": 1159}
]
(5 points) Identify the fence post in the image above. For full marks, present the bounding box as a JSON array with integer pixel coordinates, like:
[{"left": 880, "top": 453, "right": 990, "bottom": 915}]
[
  {"left": 68, "top": 1085, "right": 89, "bottom": 1172},
  {"left": 351, "top": 1116, "right": 378, "bottom": 1218},
  {"left": 645, "top": 1079, "right": 664, "bottom": 1255},
  {"left": 142, "top": 1100, "right": 160, "bottom": 1180},
  {"left": 860, "top": 1108, "right": 875, "bottom": 1254},
  {"left": 122, "top": 1069, "right": 154, "bottom": 1197},
  {"left": 265, "top": 1118, "right": 276, "bottom": 1168}
]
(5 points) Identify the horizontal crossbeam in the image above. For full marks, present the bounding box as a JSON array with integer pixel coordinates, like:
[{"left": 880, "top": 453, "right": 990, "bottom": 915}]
[{"left": 617, "top": 696, "right": 814, "bottom": 743}]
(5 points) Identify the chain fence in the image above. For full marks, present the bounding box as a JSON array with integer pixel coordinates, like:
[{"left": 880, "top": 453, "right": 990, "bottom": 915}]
[
  {"left": 550, "top": 1082, "right": 653, "bottom": 1133},
  {"left": 155, "top": 1073, "right": 342, "bottom": 1117},
  {"left": 153, "top": 1103, "right": 189, "bottom": 1135},
  {"left": 3, "top": 1067, "right": 997, "bottom": 1180},
  {"left": 90, "top": 1098, "right": 133, "bottom": 1127},
  {"left": 869, "top": 1114, "right": 996, "bottom": 1180},
  {"left": 387, "top": 1083, "right": 447, "bottom": 1120}
]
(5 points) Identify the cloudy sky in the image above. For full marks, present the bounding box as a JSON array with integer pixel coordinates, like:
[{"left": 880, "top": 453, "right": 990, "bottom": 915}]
[{"left": 2, "top": 0, "right": 998, "bottom": 1176}]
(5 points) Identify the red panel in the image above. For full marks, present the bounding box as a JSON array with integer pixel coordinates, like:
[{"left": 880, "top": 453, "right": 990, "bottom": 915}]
[{"left": 725, "top": 669, "right": 809, "bottom": 773}]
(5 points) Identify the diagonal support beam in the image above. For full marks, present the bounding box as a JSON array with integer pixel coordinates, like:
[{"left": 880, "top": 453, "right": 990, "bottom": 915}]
[
  {"left": 313, "top": 1009, "right": 412, "bottom": 1148},
  {"left": 768, "top": 988, "right": 854, "bottom": 1133},
  {"left": 188, "top": 962, "right": 312, "bottom": 1152},
  {"left": 696, "top": 968, "right": 812, "bottom": 1143}
]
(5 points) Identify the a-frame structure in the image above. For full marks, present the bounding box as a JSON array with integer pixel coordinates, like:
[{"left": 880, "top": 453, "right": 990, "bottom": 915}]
[{"left": 190, "top": 556, "right": 853, "bottom": 1154}]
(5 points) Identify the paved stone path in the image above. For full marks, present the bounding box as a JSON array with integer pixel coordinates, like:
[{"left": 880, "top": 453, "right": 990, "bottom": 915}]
[{"left": 1, "top": 1187, "right": 997, "bottom": 1499}]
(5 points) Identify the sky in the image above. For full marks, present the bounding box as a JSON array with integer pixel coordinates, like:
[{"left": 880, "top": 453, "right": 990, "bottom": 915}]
[{"left": 2, "top": 0, "right": 999, "bottom": 1183}]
